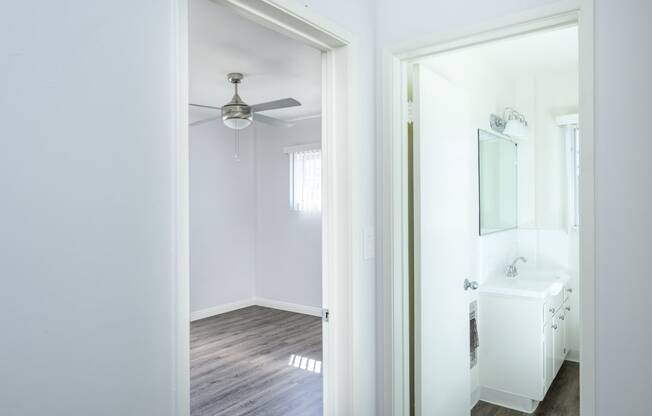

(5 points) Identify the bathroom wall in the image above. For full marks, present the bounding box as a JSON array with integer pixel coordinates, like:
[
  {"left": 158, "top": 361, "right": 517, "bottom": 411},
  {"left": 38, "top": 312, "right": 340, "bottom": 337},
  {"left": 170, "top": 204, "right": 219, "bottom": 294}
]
[{"left": 514, "top": 69, "right": 580, "bottom": 355}]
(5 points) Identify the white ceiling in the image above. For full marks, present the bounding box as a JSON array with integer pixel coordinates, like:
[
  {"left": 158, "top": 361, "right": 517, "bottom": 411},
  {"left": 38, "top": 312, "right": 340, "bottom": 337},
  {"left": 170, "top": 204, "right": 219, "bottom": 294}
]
[
  {"left": 422, "top": 25, "right": 578, "bottom": 83},
  {"left": 189, "top": 0, "right": 322, "bottom": 121}
]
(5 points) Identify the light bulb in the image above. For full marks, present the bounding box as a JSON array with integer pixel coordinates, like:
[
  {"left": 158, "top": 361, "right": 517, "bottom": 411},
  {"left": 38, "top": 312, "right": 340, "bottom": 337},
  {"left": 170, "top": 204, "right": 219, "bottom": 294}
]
[{"left": 223, "top": 117, "right": 252, "bottom": 130}]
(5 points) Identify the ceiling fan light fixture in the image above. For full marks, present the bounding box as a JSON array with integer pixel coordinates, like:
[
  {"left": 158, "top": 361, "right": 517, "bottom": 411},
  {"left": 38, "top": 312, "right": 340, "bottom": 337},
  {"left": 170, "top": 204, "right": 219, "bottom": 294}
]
[{"left": 222, "top": 104, "right": 252, "bottom": 130}]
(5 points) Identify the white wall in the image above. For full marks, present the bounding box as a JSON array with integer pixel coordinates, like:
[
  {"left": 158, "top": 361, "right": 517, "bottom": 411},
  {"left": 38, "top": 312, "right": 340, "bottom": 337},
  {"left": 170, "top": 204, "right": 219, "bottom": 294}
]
[
  {"left": 0, "top": 0, "right": 377, "bottom": 415},
  {"left": 516, "top": 72, "right": 579, "bottom": 230},
  {"left": 255, "top": 119, "right": 322, "bottom": 309},
  {"left": 595, "top": 0, "right": 652, "bottom": 413},
  {"left": 0, "top": 1, "right": 177, "bottom": 415},
  {"left": 189, "top": 118, "right": 321, "bottom": 315},
  {"left": 190, "top": 121, "right": 256, "bottom": 313},
  {"left": 294, "top": 1, "right": 378, "bottom": 414}
]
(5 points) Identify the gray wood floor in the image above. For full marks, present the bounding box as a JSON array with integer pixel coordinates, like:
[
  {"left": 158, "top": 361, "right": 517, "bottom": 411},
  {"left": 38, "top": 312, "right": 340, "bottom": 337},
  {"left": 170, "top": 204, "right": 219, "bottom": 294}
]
[
  {"left": 472, "top": 361, "right": 580, "bottom": 416},
  {"left": 190, "top": 305, "right": 323, "bottom": 416}
]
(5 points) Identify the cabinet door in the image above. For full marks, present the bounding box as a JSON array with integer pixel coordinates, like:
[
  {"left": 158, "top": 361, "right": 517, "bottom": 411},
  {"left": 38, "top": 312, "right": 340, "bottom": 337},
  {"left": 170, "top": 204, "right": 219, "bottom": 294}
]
[
  {"left": 543, "top": 321, "right": 554, "bottom": 393},
  {"left": 553, "top": 312, "right": 566, "bottom": 375}
]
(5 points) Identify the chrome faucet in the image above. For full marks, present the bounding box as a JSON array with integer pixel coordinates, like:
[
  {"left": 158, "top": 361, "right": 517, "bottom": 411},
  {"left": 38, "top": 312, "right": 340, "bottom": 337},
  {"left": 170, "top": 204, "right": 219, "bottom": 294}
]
[{"left": 506, "top": 256, "right": 527, "bottom": 278}]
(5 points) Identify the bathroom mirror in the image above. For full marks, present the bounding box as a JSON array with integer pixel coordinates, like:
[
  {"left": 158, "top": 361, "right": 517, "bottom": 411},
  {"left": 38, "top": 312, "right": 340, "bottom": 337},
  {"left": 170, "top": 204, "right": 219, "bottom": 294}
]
[{"left": 478, "top": 129, "right": 517, "bottom": 235}]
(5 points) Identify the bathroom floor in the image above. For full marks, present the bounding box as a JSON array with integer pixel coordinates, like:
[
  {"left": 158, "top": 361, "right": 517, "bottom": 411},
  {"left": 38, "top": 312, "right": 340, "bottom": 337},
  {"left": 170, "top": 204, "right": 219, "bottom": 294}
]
[{"left": 472, "top": 361, "right": 579, "bottom": 416}]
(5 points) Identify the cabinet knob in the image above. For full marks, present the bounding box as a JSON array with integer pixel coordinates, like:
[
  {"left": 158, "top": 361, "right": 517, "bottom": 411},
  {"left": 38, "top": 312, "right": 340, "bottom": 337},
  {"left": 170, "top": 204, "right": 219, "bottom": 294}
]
[
  {"left": 565, "top": 306, "right": 571, "bottom": 312},
  {"left": 552, "top": 324, "right": 558, "bottom": 330},
  {"left": 567, "top": 288, "right": 573, "bottom": 293},
  {"left": 559, "top": 315, "right": 565, "bottom": 321},
  {"left": 549, "top": 307, "right": 555, "bottom": 313}
]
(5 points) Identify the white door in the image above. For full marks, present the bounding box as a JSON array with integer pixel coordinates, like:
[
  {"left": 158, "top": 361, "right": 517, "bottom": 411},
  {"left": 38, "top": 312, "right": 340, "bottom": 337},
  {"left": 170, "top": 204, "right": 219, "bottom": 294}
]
[{"left": 413, "top": 64, "right": 475, "bottom": 416}]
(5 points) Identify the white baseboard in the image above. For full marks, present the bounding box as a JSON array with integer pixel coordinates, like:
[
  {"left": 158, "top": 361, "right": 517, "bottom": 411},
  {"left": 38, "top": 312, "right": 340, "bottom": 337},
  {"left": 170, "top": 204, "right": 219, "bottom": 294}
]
[
  {"left": 190, "top": 298, "right": 255, "bottom": 322},
  {"left": 471, "top": 386, "right": 481, "bottom": 409},
  {"left": 255, "top": 297, "right": 322, "bottom": 317},
  {"left": 190, "top": 297, "right": 321, "bottom": 321},
  {"left": 566, "top": 349, "right": 580, "bottom": 363},
  {"left": 479, "top": 386, "right": 539, "bottom": 414}
]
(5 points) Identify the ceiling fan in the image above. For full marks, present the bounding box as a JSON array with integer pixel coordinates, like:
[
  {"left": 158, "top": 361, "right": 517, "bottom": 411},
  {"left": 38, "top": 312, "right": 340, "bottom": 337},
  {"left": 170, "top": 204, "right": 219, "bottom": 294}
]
[{"left": 189, "top": 73, "right": 301, "bottom": 129}]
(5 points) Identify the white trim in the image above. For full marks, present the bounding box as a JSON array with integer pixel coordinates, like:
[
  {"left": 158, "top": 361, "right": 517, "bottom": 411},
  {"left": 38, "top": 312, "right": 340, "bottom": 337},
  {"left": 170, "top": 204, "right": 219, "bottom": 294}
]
[
  {"left": 556, "top": 113, "right": 579, "bottom": 126},
  {"left": 190, "top": 298, "right": 321, "bottom": 322},
  {"left": 283, "top": 143, "right": 321, "bottom": 154},
  {"left": 190, "top": 298, "right": 256, "bottom": 322},
  {"left": 177, "top": 2, "right": 357, "bottom": 415},
  {"left": 566, "top": 350, "right": 581, "bottom": 363},
  {"left": 174, "top": 0, "right": 190, "bottom": 415},
  {"left": 479, "top": 387, "right": 539, "bottom": 414},
  {"left": 379, "top": 2, "right": 596, "bottom": 414},
  {"left": 255, "top": 297, "right": 322, "bottom": 317},
  {"left": 216, "top": 0, "right": 349, "bottom": 51},
  {"left": 578, "top": 2, "right": 596, "bottom": 412}
]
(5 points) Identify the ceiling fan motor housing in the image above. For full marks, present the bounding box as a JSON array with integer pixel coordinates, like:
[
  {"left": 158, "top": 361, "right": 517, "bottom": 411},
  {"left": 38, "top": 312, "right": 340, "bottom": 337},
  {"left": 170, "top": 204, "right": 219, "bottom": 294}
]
[{"left": 222, "top": 73, "right": 252, "bottom": 129}]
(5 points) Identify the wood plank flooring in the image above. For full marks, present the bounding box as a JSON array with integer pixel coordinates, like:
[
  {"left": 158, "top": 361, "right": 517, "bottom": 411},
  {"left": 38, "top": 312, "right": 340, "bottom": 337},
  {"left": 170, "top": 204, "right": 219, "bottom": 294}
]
[
  {"left": 190, "top": 305, "right": 322, "bottom": 416},
  {"left": 472, "top": 361, "right": 580, "bottom": 416}
]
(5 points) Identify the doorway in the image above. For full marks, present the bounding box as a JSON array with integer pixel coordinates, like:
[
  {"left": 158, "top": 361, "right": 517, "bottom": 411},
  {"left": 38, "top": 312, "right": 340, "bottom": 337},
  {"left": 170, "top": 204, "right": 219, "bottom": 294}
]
[
  {"left": 410, "top": 24, "right": 581, "bottom": 415},
  {"left": 187, "top": 2, "right": 324, "bottom": 414},
  {"left": 381, "top": 5, "right": 595, "bottom": 416},
  {"left": 174, "top": 1, "right": 359, "bottom": 415}
]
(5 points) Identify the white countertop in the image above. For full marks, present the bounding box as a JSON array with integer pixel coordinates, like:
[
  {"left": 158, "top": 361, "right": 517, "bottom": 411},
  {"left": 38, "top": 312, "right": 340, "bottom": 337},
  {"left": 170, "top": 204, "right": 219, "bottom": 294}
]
[{"left": 479, "top": 270, "right": 571, "bottom": 299}]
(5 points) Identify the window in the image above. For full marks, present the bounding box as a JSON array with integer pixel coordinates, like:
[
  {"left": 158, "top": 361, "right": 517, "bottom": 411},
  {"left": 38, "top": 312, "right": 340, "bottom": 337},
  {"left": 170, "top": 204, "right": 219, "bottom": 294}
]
[{"left": 289, "top": 148, "right": 321, "bottom": 212}]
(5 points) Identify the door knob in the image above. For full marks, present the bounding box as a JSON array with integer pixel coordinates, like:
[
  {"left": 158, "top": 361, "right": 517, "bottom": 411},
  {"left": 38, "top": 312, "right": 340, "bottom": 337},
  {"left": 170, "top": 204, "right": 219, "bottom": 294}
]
[{"left": 464, "top": 279, "right": 479, "bottom": 291}]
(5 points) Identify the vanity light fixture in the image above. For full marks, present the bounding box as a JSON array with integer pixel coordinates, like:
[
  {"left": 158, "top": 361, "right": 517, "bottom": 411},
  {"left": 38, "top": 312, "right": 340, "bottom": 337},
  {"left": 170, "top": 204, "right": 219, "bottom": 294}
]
[{"left": 490, "top": 107, "right": 529, "bottom": 139}]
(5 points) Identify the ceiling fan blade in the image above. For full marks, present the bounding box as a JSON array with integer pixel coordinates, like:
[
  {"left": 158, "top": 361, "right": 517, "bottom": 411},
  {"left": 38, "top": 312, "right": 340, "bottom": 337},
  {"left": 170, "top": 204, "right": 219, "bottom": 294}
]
[
  {"left": 189, "top": 116, "right": 221, "bottom": 127},
  {"left": 250, "top": 98, "right": 301, "bottom": 113},
  {"left": 253, "top": 113, "right": 293, "bottom": 128},
  {"left": 189, "top": 103, "right": 221, "bottom": 110}
]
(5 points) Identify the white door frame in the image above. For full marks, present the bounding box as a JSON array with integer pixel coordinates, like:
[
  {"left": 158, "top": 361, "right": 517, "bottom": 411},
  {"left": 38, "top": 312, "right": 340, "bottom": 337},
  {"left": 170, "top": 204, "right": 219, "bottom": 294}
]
[
  {"left": 174, "top": 1, "right": 359, "bottom": 415},
  {"left": 379, "top": 1, "right": 596, "bottom": 414}
]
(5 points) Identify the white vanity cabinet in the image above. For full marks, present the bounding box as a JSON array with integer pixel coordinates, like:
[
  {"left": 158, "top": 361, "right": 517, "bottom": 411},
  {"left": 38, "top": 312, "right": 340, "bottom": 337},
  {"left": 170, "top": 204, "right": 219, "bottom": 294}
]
[
  {"left": 544, "top": 289, "right": 571, "bottom": 391},
  {"left": 479, "top": 277, "right": 572, "bottom": 412}
]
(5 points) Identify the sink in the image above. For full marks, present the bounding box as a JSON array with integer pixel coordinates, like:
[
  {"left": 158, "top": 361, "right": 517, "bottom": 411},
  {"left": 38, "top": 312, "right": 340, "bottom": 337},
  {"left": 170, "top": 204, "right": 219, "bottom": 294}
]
[{"left": 479, "top": 270, "right": 570, "bottom": 299}]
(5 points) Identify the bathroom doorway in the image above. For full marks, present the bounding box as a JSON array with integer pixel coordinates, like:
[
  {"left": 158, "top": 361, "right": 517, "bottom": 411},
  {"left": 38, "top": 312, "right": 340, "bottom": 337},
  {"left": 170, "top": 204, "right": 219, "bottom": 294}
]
[
  {"left": 409, "top": 24, "right": 581, "bottom": 414},
  {"left": 380, "top": 5, "right": 594, "bottom": 415}
]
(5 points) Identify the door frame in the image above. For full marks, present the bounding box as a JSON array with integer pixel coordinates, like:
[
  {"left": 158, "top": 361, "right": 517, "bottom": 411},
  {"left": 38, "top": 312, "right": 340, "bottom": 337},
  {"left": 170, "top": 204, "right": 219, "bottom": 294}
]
[
  {"left": 174, "top": 1, "right": 359, "bottom": 415},
  {"left": 379, "top": 1, "right": 596, "bottom": 414}
]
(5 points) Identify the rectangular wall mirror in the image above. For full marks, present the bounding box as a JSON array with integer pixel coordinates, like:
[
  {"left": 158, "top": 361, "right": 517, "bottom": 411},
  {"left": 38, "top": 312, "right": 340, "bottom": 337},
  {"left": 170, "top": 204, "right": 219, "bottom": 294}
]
[{"left": 478, "top": 129, "right": 517, "bottom": 235}]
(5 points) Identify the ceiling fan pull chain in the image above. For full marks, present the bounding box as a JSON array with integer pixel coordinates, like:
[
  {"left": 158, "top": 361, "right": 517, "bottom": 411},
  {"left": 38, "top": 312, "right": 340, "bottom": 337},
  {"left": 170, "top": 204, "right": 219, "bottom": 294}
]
[{"left": 233, "top": 128, "right": 241, "bottom": 162}]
